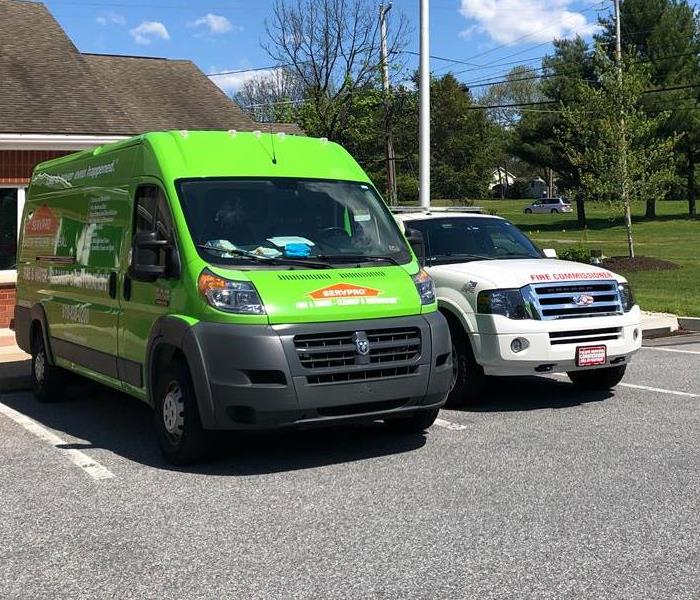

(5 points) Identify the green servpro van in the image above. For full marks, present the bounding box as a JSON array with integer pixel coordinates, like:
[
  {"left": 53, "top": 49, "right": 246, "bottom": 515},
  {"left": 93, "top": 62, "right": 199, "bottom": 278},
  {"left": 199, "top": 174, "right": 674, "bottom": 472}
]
[{"left": 14, "top": 131, "right": 452, "bottom": 464}]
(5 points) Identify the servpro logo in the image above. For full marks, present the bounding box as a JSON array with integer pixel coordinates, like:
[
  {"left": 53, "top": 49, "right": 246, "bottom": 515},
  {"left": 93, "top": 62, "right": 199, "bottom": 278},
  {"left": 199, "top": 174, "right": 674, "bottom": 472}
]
[
  {"left": 25, "top": 204, "right": 59, "bottom": 237},
  {"left": 307, "top": 283, "right": 382, "bottom": 300}
]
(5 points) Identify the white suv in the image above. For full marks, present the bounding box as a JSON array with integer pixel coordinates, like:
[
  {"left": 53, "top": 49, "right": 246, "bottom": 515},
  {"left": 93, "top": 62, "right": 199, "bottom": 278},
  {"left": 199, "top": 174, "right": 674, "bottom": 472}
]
[{"left": 524, "top": 197, "right": 572, "bottom": 214}]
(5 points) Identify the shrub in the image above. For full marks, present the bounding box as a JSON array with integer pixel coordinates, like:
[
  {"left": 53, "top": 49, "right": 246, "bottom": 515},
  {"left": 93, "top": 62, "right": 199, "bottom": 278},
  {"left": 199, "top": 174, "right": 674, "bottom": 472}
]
[{"left": 558, "top": 245, "right": 591, "bottom": 264}]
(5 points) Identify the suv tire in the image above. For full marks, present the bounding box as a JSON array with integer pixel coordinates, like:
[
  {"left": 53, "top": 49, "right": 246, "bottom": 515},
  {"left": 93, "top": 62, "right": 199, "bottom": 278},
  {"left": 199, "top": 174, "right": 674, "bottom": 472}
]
[
  {"left": 524, "top": 208, "right": 532, "bottom": 214},
  {"left": 385, "top": 408, "right": 439, "bottom": 433},
  {"left": 445, "top": 318, "right": 487, "bottom": 407},
  {"left": 154, "top": 357, "right": 214, "bottom": 465},
  {"left": 550, "top": 208, "right": 559, "bottom": 214},
  {"left": 567, "top": 365, "right": 627, "bottom": 390},
  {"left": 31, "top": 330, "right": 64, "bottom": 403}
]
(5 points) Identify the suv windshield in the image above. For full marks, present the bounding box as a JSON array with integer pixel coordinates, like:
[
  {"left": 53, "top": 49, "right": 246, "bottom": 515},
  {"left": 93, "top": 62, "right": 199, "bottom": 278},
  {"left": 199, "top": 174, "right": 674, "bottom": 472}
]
[
  {"left": 177, "top": 178, "right": 411, "bottom": 267},
  {"left": 407, "top": 217, "right": 542, "bottom": 265}
]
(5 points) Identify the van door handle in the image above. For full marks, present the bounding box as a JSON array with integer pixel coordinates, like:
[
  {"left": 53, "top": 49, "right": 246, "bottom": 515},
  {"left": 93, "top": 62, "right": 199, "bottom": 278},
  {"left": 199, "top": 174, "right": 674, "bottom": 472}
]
[{"left": 109, "top": 271, "right": 117, "bottom": 299}]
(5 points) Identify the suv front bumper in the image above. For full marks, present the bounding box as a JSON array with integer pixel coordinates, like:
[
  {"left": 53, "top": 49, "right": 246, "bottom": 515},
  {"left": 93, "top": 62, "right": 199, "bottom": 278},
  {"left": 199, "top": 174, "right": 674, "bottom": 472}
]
[
  {"left": 471, "top": 307, "right": 642, "bottom": 376},
  {"left": 185, "top": 312, "right": 452, "bottom": 430}
]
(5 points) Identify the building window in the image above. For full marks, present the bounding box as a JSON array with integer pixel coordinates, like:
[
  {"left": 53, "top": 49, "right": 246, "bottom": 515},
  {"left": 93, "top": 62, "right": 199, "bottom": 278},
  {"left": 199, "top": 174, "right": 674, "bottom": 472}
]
[{"left": 0, "top": 188, "right": 18, "bottom": 271}]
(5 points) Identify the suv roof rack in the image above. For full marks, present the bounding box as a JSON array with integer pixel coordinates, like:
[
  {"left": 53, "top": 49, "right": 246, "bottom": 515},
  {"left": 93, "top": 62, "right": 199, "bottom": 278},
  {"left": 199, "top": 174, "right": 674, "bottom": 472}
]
[{"left": 391, "top": 206, "right": 485, "bottom": 214}]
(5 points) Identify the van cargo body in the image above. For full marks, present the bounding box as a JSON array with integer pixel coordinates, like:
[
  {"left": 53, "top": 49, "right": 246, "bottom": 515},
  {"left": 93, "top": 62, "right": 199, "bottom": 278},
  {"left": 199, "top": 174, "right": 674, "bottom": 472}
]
[{"left": 15, "top": 131, "right": 451, "bottom": 463}]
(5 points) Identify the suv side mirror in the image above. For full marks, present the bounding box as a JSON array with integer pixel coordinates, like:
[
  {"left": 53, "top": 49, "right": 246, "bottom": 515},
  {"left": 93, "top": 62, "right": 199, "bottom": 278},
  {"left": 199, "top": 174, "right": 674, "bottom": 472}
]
[
  {"left": 543, "top": 248, "right": 557, "bottom": 258},
  {"left": 129, "top": 230, "right": 170, "bottom": 282},
  {"left": 406, "top": 227, "right": 426, "bottom": 267}
]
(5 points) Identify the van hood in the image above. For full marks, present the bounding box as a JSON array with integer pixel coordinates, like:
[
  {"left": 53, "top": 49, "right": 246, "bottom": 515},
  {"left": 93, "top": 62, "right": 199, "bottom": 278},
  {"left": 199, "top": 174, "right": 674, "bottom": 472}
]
[
  {"left": 435, "top": 258, "right": 624, "bottom": 289},
  {"left": 225, "top": 266, "right": 424, "bottom": 324}
]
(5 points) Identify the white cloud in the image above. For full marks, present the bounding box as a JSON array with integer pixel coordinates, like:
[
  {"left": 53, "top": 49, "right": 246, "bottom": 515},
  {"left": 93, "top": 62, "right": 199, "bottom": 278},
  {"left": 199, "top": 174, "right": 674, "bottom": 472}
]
[
  {"left": 459, "top": 0, "right": 598, "bottom": 45},
  {"left": 209, "top": 67, "right": 281, "bottom": 95},
  {"left": 96, "top": 11, "right": 126, "bottom": 26},
  {"left": 130, "top": 21, "right": 170, "bottom": 45},
  {"left": 189, "top": 14, "right": 237, "bottom": 35}
]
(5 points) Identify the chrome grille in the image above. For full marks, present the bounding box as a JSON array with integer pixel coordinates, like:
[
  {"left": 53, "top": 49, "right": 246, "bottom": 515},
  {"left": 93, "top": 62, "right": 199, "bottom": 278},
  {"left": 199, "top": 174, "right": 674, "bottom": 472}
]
[
  {"left": 293, "top": 327, "right": 422, "bottom": 383},
  {"left": 530, "top": 280, "right": 622, "bottom": 320},
  {"left": 549, "top": 327, "right": 622, "bottom": 345}
]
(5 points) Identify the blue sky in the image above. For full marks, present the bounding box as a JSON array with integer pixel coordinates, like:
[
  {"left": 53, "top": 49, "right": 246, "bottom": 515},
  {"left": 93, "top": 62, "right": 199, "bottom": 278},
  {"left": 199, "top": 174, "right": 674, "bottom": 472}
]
[{"left": 44, "top": 0, "right": 608, "bottom": 96}]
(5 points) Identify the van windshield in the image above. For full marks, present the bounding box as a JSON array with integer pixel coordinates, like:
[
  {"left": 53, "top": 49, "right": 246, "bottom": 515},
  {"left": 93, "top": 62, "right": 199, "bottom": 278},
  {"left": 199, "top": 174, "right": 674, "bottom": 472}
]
[
  {"left": 176, "top": 178, "right": 411, "bottom": 267},
  {"left": 406, "top": 217, "right": 542, "bottom": 265}
]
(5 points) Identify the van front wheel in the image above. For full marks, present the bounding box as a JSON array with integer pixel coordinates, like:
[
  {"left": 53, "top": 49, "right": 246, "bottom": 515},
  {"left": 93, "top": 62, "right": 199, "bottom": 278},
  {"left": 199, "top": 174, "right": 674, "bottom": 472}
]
[
  {"left": 155, "top": 358, "right": 213, "bottom": 465},
  {"left": 31, "top": 330, "right": 64, "bottom": 403},
  {"left": 567, "top": 365, "right": 627, "bottom": 390},
  {"left": 445, "top": 322, "right": 486, "bottom": 407}
]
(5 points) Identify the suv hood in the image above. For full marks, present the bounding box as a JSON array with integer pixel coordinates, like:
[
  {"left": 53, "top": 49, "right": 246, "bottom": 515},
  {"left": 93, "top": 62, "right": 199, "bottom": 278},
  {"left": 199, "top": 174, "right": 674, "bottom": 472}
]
[
  {"left": 435, "top": 258, "right": 625, "bottom": 289},
  {"left": 238, "top": 266, "right": 423, "bottom": 324}
]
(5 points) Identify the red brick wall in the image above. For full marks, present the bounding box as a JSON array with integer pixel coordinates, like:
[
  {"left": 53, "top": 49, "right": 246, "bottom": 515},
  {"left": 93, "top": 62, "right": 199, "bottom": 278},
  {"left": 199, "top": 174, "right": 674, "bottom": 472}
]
[
  {"left": 0, "top": 150, "right": 70, "bottom": 184},
  {"left": 0, "top": 284, "right": 16, "bottom": 329}
]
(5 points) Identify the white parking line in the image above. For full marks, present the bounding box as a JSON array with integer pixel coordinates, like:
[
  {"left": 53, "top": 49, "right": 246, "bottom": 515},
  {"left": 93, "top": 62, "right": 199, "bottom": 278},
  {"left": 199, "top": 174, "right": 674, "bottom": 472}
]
[
  {"left": 617, "top": 383, "right": 698, "bottom": 398},
  {"left": 641, "top": 346, "right": 700, "bottom": 356},
  {"left": 552, "top": 374, "right": 698, "bottom": 398},
  {"left": 434, "top": 418, "right": 468, "bottom": 431},
  {"left": 0, "top": 402, "right": 115, "bottom": 480}
]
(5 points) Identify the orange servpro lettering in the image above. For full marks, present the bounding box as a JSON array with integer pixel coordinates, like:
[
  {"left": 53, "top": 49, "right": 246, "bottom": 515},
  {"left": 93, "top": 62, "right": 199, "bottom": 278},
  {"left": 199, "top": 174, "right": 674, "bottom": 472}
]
[{"left": 307, "top": 283, "right": 382, "bottom": 299}]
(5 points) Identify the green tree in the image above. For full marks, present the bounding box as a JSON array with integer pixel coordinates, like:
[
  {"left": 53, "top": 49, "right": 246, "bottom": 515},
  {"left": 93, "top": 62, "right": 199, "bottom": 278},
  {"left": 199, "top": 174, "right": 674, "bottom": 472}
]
[
  {"left": 597, "top": 0, "right": 700, "bottom": 217},
  {"left": 513, "top": 37, "right": 596, "bottom": 226},
  {"left": 559, "top": 52, "right": 676, "bottom": 257}
]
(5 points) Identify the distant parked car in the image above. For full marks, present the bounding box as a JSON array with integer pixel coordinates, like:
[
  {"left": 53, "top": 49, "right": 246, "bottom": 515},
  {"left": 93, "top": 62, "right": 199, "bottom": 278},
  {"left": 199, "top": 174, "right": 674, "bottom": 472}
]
[{"left": 524, "top": 198, "right": 572, "bottom": 214}]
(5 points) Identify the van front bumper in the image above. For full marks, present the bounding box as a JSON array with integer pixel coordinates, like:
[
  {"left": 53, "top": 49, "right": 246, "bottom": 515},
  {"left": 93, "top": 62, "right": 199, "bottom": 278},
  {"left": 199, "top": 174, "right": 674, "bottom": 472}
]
[
  {"left": 185, "top": 313, "right": 452, "bottom": 430},
  {"left": 471, "top": 308, "right": 642, "bottom": 376}
]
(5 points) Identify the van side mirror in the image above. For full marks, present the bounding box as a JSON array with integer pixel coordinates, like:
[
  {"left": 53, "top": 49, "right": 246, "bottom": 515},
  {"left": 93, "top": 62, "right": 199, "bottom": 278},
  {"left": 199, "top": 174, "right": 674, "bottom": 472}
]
[
  {"left": 129, "top": 230, "right": 169, "bottom": 282},
  {"left": 406, "top": 227, "right": 426, "bottom": 267},
  {"left": 543, "top": 248, "right": 557, "bottom": 258}
]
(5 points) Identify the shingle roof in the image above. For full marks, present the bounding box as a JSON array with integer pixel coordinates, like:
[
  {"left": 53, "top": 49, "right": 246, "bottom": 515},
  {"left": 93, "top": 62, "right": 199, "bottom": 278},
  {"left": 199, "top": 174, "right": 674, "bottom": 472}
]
[
  {"left": 266, "top": 122, "right": 305, "bottom": 136},
  {"left": 0, "top": 0, "right": 256, "bottom": 135}
]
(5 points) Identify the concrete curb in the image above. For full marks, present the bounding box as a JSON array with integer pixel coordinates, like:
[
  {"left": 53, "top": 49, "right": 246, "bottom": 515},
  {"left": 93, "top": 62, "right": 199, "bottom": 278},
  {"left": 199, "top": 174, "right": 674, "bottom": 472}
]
[
  {"left": 678, "top": 317, "right": 700, "bottom": 332},
  {"left": 0, "top": 359, "right": 31, "bottom": 393}
]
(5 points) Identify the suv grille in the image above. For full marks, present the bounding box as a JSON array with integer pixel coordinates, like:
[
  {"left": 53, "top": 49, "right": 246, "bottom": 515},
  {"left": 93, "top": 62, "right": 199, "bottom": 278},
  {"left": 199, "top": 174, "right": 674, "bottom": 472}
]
[
  {"left": 531, "top": 281, "right": 622, "bottom": 320},
  {"left": 293, "top": 327, "right": 422, "bottom": 384},
  {"left": 549, "top": 327, "right": 622, "bottom": 345}
]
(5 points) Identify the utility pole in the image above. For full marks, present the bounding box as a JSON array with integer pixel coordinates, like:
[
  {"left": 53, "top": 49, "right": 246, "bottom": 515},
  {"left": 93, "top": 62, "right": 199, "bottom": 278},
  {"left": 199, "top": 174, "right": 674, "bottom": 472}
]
[
  {"left": 379, "top": 3, "right": 397, "bottom": 205},
  {"left": 419, "top": 0, "right": 430, "bottom": 208},
  {"left": 614, "top": 0, "right": 634, "bottom": 257}
]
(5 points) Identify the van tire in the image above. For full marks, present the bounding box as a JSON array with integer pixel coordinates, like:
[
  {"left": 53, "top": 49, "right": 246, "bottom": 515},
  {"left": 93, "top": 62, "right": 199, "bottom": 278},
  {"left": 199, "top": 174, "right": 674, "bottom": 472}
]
[
  {"left": 385, "top": 408, "right": 439, "bottom": 433},
  {"left": 445, "top": 318, "right": 486, "bottom": 407},
  {"left": 154, "top": 357, "right": 213, "bottom": 465},
  {"left": 31, "top": 330, "right": 64, "bottom": 403},
  {"left": 567, "top": 365, "right": 627, "bottom": 390}
]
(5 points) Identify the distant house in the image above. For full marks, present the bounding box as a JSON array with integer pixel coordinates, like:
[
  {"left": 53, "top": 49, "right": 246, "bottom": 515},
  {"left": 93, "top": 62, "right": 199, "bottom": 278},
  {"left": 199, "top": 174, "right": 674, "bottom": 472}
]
[
  {"left": 0, "top": 0, "right": 259, "bottom": 327},
  {"left": 488, "top": 167, "right": 516, "bottom": 191}
]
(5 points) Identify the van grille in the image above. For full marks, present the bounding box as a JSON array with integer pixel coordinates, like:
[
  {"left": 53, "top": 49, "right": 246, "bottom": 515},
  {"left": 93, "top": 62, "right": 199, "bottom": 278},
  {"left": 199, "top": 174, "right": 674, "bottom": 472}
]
[
  {"left": 531, "top": 281, "right": 622, "bottom": 320},
  {"left": 293, "top": 327, "right": 422, "bottom": 384},
  {"left": 549, "top": 327, "right": 622, "bottom": 345}
]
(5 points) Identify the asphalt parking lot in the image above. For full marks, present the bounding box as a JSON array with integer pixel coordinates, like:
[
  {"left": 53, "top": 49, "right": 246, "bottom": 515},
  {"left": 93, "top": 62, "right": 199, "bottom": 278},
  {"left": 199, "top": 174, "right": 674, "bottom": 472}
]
[{"left": 1, "top": 338, "right": 698, "bottom": 599}]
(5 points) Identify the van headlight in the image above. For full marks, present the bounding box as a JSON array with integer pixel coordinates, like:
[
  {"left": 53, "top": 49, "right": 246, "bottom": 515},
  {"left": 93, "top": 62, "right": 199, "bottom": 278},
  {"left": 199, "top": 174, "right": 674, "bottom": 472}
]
[
  {"left": 412, "top": 269, "right": 436, "bottom": 305},
  {"left": 198, "top": 269, "right": 266, "bottom": 314},
  {"left": 618, "top": 282, "right": 635, "bottom": 312},
  {"left": 477, "top": 288, "right": 533, "bottom": 320}
]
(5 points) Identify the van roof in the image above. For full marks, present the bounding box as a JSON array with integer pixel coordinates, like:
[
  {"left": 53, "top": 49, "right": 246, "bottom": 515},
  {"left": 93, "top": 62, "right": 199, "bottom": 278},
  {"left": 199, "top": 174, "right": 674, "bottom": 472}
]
[{"left": 33, "top": 130, "right": 370, "bottom": 184}]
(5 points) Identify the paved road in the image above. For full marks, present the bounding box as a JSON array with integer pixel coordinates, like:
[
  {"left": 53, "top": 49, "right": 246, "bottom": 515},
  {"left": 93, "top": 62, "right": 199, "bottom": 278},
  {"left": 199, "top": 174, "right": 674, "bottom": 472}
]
[{"left": 1, "top": 340, "right": 698, "bottom": 599}]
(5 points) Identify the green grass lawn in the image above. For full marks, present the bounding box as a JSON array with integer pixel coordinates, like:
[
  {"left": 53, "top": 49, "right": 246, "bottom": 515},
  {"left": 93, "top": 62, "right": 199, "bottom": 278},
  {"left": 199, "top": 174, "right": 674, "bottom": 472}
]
[{"left": 437, "top": 199, "right": 700, "bottom": 317}]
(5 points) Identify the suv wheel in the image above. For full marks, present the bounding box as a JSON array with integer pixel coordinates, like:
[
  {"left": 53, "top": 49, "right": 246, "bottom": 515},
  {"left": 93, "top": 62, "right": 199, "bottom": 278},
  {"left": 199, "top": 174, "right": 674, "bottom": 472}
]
[
  {"left": 445, "top": 318, "right": 487, "bottom": 407},
  {"left": 550, "top": 208, "right": 559, "bottom": 214},
  {"left": 31, "top": 330, "right": 64, "bottom": 403},
  {"left": 524, "top": 208, "right": 532, "bottom": 214},
  {"left": 567, "top": 365, "right": 627, "bottom": 390},
  {"left": 385, "top": 408, "right": 439, "bottom": 433},
  {"left": 154, "top": 357, "right": 213, "bottom": 465}
]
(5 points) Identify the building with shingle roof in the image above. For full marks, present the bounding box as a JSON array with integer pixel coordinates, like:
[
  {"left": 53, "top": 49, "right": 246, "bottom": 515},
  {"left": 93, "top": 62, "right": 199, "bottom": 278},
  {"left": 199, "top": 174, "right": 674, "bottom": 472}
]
[{"left": 0, "top": 0, "right": 258, "bottom": 326}]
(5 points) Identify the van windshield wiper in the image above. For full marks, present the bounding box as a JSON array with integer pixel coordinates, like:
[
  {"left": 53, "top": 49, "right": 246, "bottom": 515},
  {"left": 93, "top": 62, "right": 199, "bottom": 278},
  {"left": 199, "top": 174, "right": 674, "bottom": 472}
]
[
  {"left": 196, "top": 244, "right": 333, "bottom": 269},
  {"left": 315, "top": 254, "right": 402, "bottom": 266}
]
